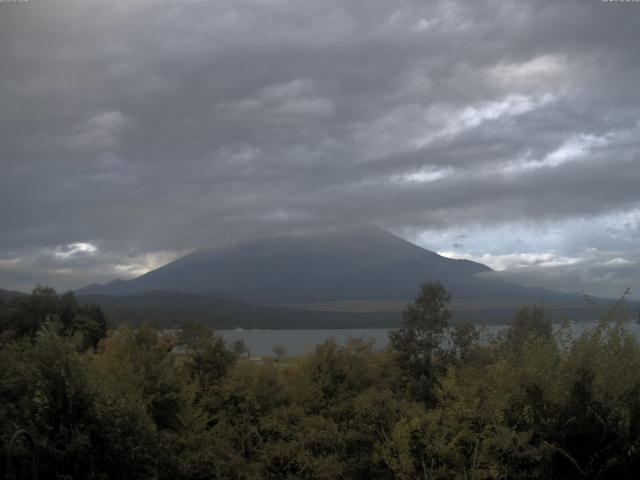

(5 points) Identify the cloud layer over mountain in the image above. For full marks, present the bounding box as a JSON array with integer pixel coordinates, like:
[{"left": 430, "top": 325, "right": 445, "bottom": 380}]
[{"left": 1, "top": 0, "right": 639, "bottom": 297}]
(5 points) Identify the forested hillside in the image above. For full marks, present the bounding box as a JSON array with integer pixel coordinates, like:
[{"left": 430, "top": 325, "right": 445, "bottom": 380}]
[{"left": 1, "top": 285, "right": 640, "bottom": 479}]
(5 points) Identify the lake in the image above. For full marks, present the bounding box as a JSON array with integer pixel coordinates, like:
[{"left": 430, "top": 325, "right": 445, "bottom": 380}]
[{"left": 218, "top": 321, "right": 640, "bottom": 356}]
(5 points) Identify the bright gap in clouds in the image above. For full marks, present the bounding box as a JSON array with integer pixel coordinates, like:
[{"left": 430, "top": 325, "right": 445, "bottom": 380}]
[
  {"left": 507, "top": 134, "right": 611, "bottom": 173},
  {"left": 437, "top": 251, "right": 584, "bottom": 271},
  {"left": 487, "top": 54, "right": 568, "bottom": 87},
  {"left": 391, "top": 166, "right": 453, "bottom": 184},
  {"left": 411, "top": 93, "right": 555, "bottom": 149},
  {"left": 54, "top": 242, "right": 99, "bottom": 258},
  {"left": 411, "top": 209, "right": 640, "bottom": 300}
]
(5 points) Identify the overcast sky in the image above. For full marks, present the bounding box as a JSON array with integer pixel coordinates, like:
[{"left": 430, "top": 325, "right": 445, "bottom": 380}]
[{"left": 1, "top": 0, "right": 639, "bottom": 299}]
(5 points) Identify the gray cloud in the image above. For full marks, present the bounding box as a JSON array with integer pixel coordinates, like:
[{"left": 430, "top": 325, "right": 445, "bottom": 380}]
[
  {"left": 482, "top": 251, "right": 640, "bottom": 303},
  {"left": 1, "top": 0, "right": 639, "bottom": 295}
]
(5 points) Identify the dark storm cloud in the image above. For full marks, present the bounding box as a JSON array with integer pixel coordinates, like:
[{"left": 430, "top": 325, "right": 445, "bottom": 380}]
[{"left": 1, "top": 0, "right": 639, "bottom": 293}]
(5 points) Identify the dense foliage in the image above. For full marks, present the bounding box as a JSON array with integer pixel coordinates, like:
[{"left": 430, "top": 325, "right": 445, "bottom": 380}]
[{"left": 1, "top": 283, "right": 640, "bottom": 479}]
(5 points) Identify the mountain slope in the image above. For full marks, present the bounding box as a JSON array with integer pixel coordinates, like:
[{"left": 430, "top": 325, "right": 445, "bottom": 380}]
[
  {"left": 75, "top": 226, "right": 637, "bottom": 325},
  {"left": 0, "top": 288, "right": 27, "bottom": 302},
  {"left": 77, "top": 225, "right": 585, "bottom": 305},
  {"left": 77, "top": 290, "right": 623, "bottom": 328},
  {"left": 77, "top": 290, "right": 401, "bottom": 328},
  {"left": 78, "top": 225, "right": 499, "bottom": 303}
]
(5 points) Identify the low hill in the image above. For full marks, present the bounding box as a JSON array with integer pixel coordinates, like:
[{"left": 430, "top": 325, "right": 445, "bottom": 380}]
[
  {"left": 77, "top": 290, "right": 400, "bottom": 329},
  {"left": 0, "top": 288, "right": 27, "bottom": 302},
  {"left": 76, "top": 290, "right": 624, "bottom": 329}
]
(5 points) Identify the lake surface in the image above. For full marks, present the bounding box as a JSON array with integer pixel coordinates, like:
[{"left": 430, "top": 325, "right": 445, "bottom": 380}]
[{"left": 218, "top": 321, "right": 640, "bottom": 356}]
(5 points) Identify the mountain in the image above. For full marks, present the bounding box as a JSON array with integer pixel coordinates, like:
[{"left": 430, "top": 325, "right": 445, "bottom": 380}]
[
  {"left": 77, "top": 225, "right": 630, "bottom": 326},
  {"left": 78, "top": 225, "right": 501, "bottom": 302}
]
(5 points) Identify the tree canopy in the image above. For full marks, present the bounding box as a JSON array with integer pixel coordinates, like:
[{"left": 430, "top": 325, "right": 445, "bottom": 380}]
[{"left": 2, "top": 285, "right": 640, "bottom": 479}]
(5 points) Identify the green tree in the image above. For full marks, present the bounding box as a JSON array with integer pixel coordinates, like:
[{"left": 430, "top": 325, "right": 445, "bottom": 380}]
[
  {"left": 389, "top": 281, "right": 451, "bottom": 403},
  {"left": 449, "top": 322, "right": 480, "bottom": 362},
  {"left": 86, "top": 324, "right": 187, "bottom": 478},
  {"left": 0, "top": 287, "right": 107, "bottom": 349},
  {"left": 502, "top": 305, "right": 552, "bottom": 351},
  {"left": 177, "top": 321, "right": 237, "bottom": 392},
  {"left": 232, "top": 339, "right": 250, "bottom": 357},
  {"left": 272, "top": 344, "right": 287, "bottom": 362}
]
